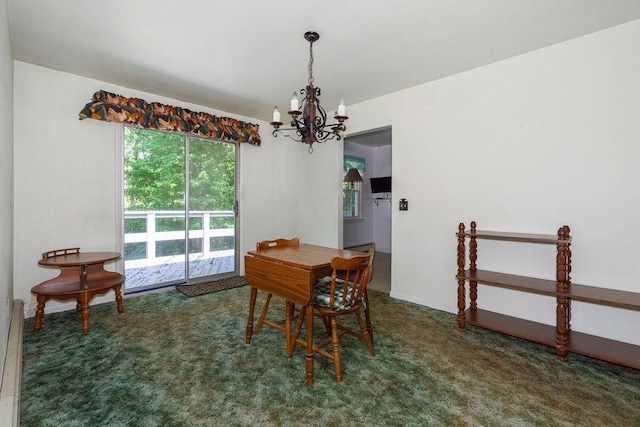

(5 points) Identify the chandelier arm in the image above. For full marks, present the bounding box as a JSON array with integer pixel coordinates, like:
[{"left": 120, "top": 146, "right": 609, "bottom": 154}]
[
  {"left": 314, "top": 131, "right": 340, "bottom": 144},
  {"left": 273, "top": 128, "right": 304, "bottom": 143},
  {"left": 314, "top": 102, "right": 328, "bottom": 129},
  {"left": 273, "top": 126, "right": 301, "bottom": 133},
  {"left": 290, "top": 116, "right": 307, "bottom": 139}
]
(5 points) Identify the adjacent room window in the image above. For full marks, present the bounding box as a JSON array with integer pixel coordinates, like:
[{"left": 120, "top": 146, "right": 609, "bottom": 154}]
[
  {"left": 343, "top": 155, "right": 366, "bottom": 221},
  {"left": 343, "top": 180, "right": 362, "bottom": 220}
]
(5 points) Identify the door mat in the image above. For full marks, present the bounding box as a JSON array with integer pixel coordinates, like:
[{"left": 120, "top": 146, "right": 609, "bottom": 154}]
[{"left": 176, "top": 276, "right": 247, "bottom": 297}]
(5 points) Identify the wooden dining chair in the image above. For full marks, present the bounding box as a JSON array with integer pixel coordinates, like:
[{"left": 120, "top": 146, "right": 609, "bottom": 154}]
[
  {"left": 291, "top": 249, "right": 375, "bottom": 382},
  {"left": 252, "top": 238, "right": 300, "bottom": 350}
]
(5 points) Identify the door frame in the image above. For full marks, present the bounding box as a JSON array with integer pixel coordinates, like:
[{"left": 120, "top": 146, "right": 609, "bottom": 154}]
[{"left": 115, "top": 124, "right": 241, "bottom": 293}]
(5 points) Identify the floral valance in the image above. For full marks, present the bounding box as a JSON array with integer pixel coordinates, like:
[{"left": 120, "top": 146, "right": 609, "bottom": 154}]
[{"left": 79, "top": 90, "right": 261, "bottom": 146}]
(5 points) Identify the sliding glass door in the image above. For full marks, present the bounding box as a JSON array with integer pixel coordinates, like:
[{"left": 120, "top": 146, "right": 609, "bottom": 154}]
[
  {"left": 122, "top": 127, "right": 238, "bottom": 293},
  {"left": 187, "top": 137, "right": 237, "bottom": 281}
]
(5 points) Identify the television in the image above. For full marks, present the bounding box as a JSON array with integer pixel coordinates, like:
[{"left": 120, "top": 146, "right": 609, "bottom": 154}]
[{"left": 370, "top": 176, "right": 391, "bottom": 193}]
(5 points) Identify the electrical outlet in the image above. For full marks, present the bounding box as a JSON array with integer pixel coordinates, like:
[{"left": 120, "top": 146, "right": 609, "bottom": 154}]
[{"left": 5, "top": 298, "right": 10, "bottom": 318}]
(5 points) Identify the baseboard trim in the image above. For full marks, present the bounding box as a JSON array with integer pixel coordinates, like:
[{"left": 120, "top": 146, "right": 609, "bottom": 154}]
[
  {"left": 0, "top": 300, "right": 24, "bottom": 427},
  {"left": 389, "top": 290, "right": 457, "bottom": 315},
  {"left": 344, "top": 242, "right": 375, "bottom": 250}
]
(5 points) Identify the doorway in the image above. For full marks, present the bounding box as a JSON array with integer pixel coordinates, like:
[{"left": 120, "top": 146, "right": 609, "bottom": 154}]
[
  {"left": 343, "top": 126, "right": 392, "bottom": 293},
  {"left": 122, "top": 127, "right": 238, "bottom": 293}
]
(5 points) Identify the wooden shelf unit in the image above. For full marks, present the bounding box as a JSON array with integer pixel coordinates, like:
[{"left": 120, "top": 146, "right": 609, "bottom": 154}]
[{"left": 456, "top": 221, "right": 640, "bottom": 370}]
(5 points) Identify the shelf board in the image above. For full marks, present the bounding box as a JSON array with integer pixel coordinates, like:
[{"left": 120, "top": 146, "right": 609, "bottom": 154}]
[
  {"left": 567, "top": 331, "right": 640, "bottom": 369},
  {"left": 465, "top": 230, "right": 571, "bottom": 244},
  {"left": 567, "top": 283, "right": 640, "bottom": 311},
  {"left": 465, "top": 309, "right": 640, "bottom": 370},
  {"left": 461, "top": 270, "right": 558, "bottom": 296},
  {"left": 465, "top": 308, "right": 557, "bottom": 347}
]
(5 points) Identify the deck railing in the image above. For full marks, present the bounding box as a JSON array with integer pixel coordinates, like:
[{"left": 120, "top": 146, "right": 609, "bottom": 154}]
[{"left": 124, "top": 210, "right": 235, "bottom": 261}]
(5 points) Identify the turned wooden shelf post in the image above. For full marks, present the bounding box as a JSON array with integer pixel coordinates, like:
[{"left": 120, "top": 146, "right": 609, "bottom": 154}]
[
  {"left": 555, "top": 225, "right": 572, "bottom": 361},
  {"left": 456, "top": 223, "right": 466, "bottom": 331}
]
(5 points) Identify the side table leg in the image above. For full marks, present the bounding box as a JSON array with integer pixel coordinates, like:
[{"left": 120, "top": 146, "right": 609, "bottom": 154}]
[
  {"left": 34, "top": 295, "right": 46, "bottom": 332},
  {"left": 245, "top": 287, "right": 257, "bottom": 344},
  {"left": 78, "top": 296, "right": 91, "bottom": 333},
  {"left": 115, "top": 285, "right": 124, "bottom": 313}
]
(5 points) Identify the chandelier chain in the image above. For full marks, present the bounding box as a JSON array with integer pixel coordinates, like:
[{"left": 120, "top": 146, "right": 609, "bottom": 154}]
[{"left": 308, "top": 40, "right": 314, "bottom": 84}]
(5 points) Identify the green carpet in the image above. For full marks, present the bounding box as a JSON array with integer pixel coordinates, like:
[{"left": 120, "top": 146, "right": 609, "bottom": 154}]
[{"left": 21, "top": 287, "right": 640, "bottom": 426}]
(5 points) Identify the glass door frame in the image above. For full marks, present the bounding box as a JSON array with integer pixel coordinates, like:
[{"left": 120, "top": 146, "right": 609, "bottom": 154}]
[
  {"left": 185, "top": 134, "right": 240, "bottom": 285},
  {"left": 115, "top": 124, "right": 240, "bottom": 294}
]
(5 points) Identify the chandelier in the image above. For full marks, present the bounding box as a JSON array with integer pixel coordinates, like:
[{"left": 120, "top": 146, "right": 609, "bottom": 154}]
[{"left": 271, "top": 31, "right": 348, "bottom": 153}]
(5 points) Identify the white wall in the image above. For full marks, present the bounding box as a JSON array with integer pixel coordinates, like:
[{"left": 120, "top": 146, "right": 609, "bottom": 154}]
[
  {"left": 347, "top": 20, "right": 640, "bottom": 346},
  {"left": 295, "top": 140, "right": 343, "bottom": 248},
  {"left": 0, "top": 0, "right": 14, "bottom": 385},
  {"left": 13, "top": 62, "right": 337, "bottom": 311}
]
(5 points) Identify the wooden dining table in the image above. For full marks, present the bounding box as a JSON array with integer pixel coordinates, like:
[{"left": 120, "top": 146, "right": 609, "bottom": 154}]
[{"left": 244, "top": 243, "right": 364, "bottom": 386}]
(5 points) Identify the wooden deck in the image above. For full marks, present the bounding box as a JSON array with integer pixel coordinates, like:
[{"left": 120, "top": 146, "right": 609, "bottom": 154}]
[{"left": 124, "top": 250, "right": 236, "bottom": 290}]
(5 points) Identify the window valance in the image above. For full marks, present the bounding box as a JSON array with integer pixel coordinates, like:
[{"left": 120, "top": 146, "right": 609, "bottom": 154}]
[
  {"left": 79, "top": 90, "right": 261, "bottom": 146},
  {"left": 344, "top": 155, "right": 366, "bottom": 175}
]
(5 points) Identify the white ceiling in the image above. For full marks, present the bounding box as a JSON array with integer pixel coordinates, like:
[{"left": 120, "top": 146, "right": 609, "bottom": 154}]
[{"left": 7, "top": 1, "right": 640, "bottom": 124}]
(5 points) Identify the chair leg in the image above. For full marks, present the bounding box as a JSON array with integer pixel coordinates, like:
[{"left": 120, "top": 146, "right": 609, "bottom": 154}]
[
  {"left": 356, "top": 309, "right": 375, "bottom": 356},
  {"left": 255, "top": 293, "right": 272, "bottom": 334},
  {"left": 330, "top": 316, "right": 342, "bottom": 383},
  {"left": 290, "top": 308, "right": 306, "bottom": 357},
  {"left": 245, "top": 287, "right": 258, "bottom": 344},
  {"left": 320, "top": 313, "right": 332, "bottom": 335},
  {"left": 364, "top": 290, "right": 374, "bottom": 345}
]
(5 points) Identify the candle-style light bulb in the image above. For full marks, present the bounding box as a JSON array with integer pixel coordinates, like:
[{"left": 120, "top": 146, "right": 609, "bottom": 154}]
[
  {"left": 272, "top": 105, "right": 281, "bottom": 123},
  {"left": 291, "top": 91, "right": 299, "bottom": 111},
  {"left": 337, "top": 96, "right": 346, "bottom": 116}
]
